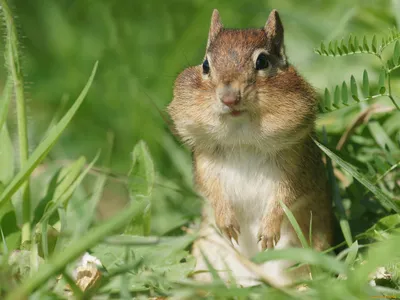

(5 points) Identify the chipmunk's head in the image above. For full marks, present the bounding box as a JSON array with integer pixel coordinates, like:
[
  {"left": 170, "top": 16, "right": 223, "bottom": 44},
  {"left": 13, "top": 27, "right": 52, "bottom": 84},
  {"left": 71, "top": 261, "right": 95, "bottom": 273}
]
[{"left": 168, "top": 9, "right": 317, "bottom": 152}]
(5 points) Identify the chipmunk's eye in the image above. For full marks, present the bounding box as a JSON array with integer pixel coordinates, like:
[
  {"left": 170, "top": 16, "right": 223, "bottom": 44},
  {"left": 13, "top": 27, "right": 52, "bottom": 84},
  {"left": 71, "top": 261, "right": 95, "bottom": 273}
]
[
  {"left": 202, "top": 58, "right": 210, "bottom": 74},
  {"left": 255, "top": 53, "right": 270, "bottom": 70}
]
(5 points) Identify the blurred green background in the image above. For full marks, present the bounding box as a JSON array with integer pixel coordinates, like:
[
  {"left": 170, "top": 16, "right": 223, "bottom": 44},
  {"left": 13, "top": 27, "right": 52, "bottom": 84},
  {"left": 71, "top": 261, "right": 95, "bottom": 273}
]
[{"left": 1, "top": 0, "right": 399, "bottom": 235}]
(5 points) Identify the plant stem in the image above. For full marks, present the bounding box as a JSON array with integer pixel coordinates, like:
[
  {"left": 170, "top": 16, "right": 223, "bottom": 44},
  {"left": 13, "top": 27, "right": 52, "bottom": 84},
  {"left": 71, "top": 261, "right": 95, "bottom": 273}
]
[{"left": 1, "top": 0, "right": 31, "bottom": 242}]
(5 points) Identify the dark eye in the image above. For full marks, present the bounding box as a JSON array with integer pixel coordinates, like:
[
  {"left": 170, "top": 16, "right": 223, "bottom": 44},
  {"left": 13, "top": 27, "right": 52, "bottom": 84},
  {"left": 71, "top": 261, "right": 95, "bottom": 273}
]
[
  {"left": 255, "top": 53, "right": 270, "bottom": 70},
  {"left": 202, "top": 58, "right": 210, "bottom": 74}
]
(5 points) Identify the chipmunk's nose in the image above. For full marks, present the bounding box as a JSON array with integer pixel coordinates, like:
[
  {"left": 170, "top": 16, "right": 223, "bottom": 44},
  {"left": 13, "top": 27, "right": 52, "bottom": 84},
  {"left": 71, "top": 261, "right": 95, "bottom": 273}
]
[{"left": 217, "top": 84, "right": 241, "bottom": 107}]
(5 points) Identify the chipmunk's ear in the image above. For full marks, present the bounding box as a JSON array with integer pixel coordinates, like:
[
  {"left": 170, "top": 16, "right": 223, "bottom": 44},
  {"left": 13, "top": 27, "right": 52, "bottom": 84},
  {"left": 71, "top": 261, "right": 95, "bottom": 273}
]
[
  {"left": 207, "top": 9, "right": 223, "bottom": 49},
  {"left": 264, "top": 9, "right": 287, "bottom": 63}
]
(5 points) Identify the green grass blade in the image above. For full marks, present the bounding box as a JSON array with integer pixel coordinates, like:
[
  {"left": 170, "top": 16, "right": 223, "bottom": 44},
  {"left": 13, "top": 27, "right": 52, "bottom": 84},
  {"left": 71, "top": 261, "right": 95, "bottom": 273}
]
[
  {"left": 344, "top": 241, "right": 358, "bottom": 267},
  {"left": 0, "top": 61, "right": 98, "bottom": 211},
  {"left": 0, "top": 77, "right": 12, "bottom": 131},
  {"left": 77, "top": 132, "right": 114, "bottom": 235},
  {"left": 314, "top": 139, "right": 400, "bottom": 213},
  {"left": 324, "top": 140, "right": 353, "bottom": 247},
  {"left": 200, "top": 249, "right": 222, "bottom": 282},
  {"left": 252, "top": 248, "right": 346, "bottom": 274},
  {"left": 279, "top": 201, "right": 308, "bottom": 248},
  {"left": 40, "top": 153, "right": 99, "bottom": 224},
  {"left": 5, "top": 197, "right": 149, "bottom": 299},
  {"left": 0, "top": 125, "right": 14, "bottom": 186}
]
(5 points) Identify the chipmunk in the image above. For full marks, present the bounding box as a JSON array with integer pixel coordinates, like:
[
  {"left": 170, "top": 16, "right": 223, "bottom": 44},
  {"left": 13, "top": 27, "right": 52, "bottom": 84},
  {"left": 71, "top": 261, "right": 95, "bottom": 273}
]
[{"left": 168, "top": 9, "right": 333, "bottom": 286}]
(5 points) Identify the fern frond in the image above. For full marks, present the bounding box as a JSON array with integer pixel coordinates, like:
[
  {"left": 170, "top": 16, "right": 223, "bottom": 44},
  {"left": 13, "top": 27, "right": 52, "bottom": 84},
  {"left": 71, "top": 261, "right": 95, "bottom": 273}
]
[
  {"left": 387, "top": 40, "right": 400, "bottom": 72},
  {"left": 318, "top": 69, "right": 386, "bottom": 113},
  {"left": 315, "top": 34, "right": 379, "bottom": 57},
  {"left": 379, "top": 28, "right": 400, "bottom": 53},
  {"left": 315, "top": 29, "right": 400, "bottom": 58}
]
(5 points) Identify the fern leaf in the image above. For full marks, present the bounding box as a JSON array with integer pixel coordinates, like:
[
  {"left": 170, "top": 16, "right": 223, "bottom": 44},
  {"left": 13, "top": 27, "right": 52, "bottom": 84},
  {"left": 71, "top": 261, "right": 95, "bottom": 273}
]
[
  {"left": 348, "top": 34, "right": 355, "bottom": 52},
  {"left": 354, "top": 36, "right": 359, "bottom": 51},
  {"left": 363, "top": 36, "right": 369, "bottom": 52},
  {"left": 362, "top": 70, "right": 369, "bottom": 98},
  {"left": 341, "top": 38, "right": 349, "bottom": 54},
  {"left": 393, "top": 40, "right": 400, "bottom": 64},
  {"left": 324, "top": 88, "right": 332, "bottom": 111},
  {"left": 371, "top": 35, "right": 377, "bottom": 53},
  {"left": 341, "top": 81, "right": 349, "bottom": 106},
  {"left": 378, "top": 69, "right": 386, "bottom": 94},
  {"left": 350, "top": 75, "right": 358, "bottom": 101},
  {"left": 318, "top": 71, "right": 386, "bottom": 114},
  {"left": 333, "top": 86, "right": 340, "bottom": 108},
  {"left": 379, "top": 28, "right": 400, "bottom": 52}
]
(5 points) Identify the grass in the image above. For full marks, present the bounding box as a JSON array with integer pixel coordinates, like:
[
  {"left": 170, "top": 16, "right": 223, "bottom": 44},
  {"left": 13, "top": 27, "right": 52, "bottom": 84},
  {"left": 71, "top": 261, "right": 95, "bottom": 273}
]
[{"left": 0, "top": 0, "right": 400, "bottom": 299}]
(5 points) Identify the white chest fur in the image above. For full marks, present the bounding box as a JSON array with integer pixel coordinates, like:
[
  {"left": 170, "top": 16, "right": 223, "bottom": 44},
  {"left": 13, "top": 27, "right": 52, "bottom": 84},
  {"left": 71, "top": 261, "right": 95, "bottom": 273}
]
[{"left": 205, "top": 149, "right": 282, "bottom": 256}]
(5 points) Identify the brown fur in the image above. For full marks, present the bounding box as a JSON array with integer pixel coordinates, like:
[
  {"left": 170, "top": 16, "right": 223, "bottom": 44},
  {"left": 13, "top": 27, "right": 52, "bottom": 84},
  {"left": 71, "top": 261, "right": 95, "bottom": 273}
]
[{"left": 168, "top": 9, "right": 332, "bottom": 258}]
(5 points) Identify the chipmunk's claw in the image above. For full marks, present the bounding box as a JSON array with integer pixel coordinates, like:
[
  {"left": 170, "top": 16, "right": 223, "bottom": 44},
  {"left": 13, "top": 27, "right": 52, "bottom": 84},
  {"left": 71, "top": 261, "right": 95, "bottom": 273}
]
[
  {"left": 222, "top": 225, "right": 240, "bottom": 245},
  {"left": 257, "top": 232, "right": 280, "bottom": 250}
]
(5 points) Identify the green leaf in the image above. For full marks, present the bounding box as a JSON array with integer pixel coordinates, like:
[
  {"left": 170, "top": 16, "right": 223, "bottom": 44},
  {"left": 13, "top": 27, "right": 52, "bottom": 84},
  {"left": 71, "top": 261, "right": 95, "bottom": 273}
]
[
  {"left": 371, "top": 35, "right": 377, "bottom": 52},
  {"left": 368, "top": 121, "right": 400, "bottom": 156},
  {"left": 378, "top": 69, "right": 386, "bottom": 94},
  {"left": 350, "top": 75, "right": 360, "bottom": 102},
  {"left": 280, "top": 201, "right": 308, "bottom": 248},
  {"left": 124, "top": 140, "right": 155, "bottom": 236},
  {"left": 323, "top": 132, "right": 352, "bottom": 247},
  {"left": 328, "top": 41, "right": 335, "bottom": 55},
  {"left": 353, "top": 36, "right": 359, "bottom": 50},
  {"left": 0, "top": 62, "right": 98, "bottom": 212},
  {"left": 252, "top": 248, "right": 346, "bottom": 274},
  {"left": 77, "top": 133, "right": 114, "bottom": 236},
  {"left": 200, "top": 249, "right": 222, "bottom": 281},
  {"left": 314, "top": 139, "right": 400, "bottom": 213},
  {"left": 362, "top": 69, "right": 369, "bottom": 98},
  {"left": 324, "top": 88, "right": 331, "bottom": 111},
  {"left": 0, "top": 78, "right": 12, "bottom": 132},
  {"left": 6, "top": 197, "right": 149, "bottom": 299},
  {"left": 341, "top": 38, "right": 348, "bottom": 54},
  {"left": 393, "top": 40, "right": 400, "bottom": 64},
  {"left": 350, "top": 75, "right": 358, "bottom": 99},
  {"left": 341, "top": 81, "right": 349, "bottom": 105},
  {"left": 348, "top": 34, "right": 355, "bottom": 52},
  {"left": 40, "top": 154, "right": 99, "bottom": 225},
  {"left": 387, "top": 58, "right": 395, "bottom": 69},
  {"left": 129, "top": 140, "right": 155, "bottom": 197},
  {"left": 362, "top": 214, "right": 400, "bottom": 240},
  {"left": 349, "top": 235, "right": 400, "bottom": 287},
  {"left": 0, "top": 125, "right": 14, "bottom": 186},
  {"left": 320, "top": 42, "right": 328, "bottom": 55},
  {"left": 363, "top": 36, "right": 369, "bottom": 52},
  {"left": 344, "top": 241, "right": 359, "bottom": 267},
  {"left": 333, "top": 85, "right": 340, "bottom": 108}
]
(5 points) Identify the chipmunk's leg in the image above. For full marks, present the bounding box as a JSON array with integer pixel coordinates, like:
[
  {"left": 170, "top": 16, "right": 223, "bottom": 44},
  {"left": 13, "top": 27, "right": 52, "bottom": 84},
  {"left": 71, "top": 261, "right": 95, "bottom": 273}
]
[
  {"left": 257, "top": 183, "right": 293, "bottom": 250},
  {"left": 194, "top": 153, "right": 240, "bottom": 244}
]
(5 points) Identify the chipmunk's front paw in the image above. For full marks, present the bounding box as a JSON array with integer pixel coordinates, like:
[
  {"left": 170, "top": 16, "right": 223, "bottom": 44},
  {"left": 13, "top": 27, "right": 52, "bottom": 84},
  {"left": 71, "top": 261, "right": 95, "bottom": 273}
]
[
  {"left": 257, "top": 220, "right": 281, "bottom": 250},
  {"left": 215, "top": 211, "right": 240, "bottom": 245}
]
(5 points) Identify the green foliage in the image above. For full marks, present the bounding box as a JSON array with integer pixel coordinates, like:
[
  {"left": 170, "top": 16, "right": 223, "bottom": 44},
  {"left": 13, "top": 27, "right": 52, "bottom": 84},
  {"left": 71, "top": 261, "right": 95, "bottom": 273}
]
[
  {"left": 315, "top": 29, "right": 400, "bottom": 58},
  {"left": 0, "top": 0, "right": 399, "bottom": 299},
  {"left": 316, "top": 30, "right": 400, "bottom": 112}
]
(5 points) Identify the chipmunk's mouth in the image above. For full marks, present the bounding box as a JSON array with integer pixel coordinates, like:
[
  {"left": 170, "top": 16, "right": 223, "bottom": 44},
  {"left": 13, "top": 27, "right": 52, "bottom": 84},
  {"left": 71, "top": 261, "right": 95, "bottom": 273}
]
[
  {"left": 230, "top": 109, "right": 245, "bottom": 117},
  {"left": 220, "top": 105, "right": 247, "bottom": 116}
]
